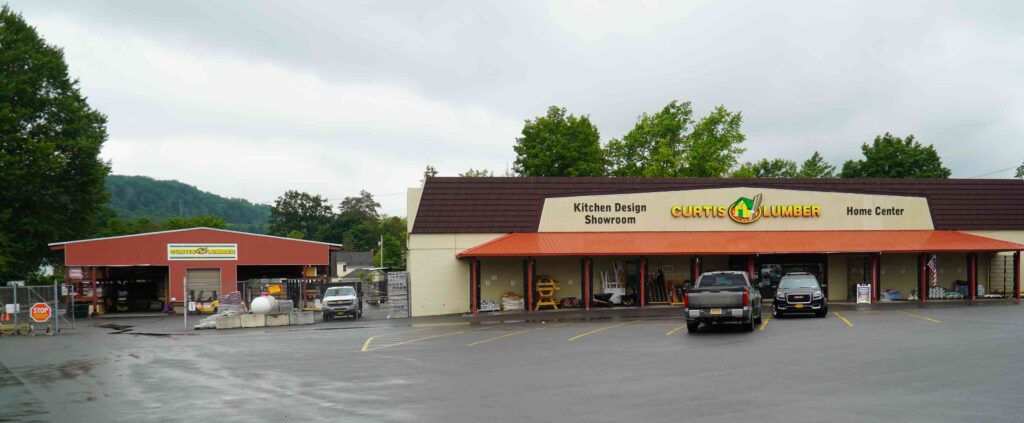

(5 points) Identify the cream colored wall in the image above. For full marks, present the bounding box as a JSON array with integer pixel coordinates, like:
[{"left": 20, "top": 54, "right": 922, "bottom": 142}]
[
  {"left": 479, "top": 257, "right": 524, "bottom": 304},
  {"left": 880, "top": 254, "right": 917, "bottom": 298},
  {"left": 407, "top": 233, "right": 506, "bottom": 317},
  {"left": 646, "top": 256, "right": 692, "bottom": 284},
  {"left": 827, "top": 255, "right": 849, "bottom": 301},
  {"left": 963, "top": 230, "right": 1024, "bottom": 245},
  {"left": 406, "top": 187, "right": 423, "bottom": 233},
  {"left": 535, "top": 256, "right": 583, "bottom": 300}
]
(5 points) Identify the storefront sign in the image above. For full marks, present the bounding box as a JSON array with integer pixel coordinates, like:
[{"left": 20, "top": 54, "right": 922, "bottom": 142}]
[
  {"left": 856, "top": 284, "right": 871, "bottom": 304},
  {"left": 670, "top": 193, "right": 821, "bottom": 224},
  {"left": 167, "top": 243, "right": 238, "bottom": 261},
  {"left": 538, "top": 187, "right": 933, "bottom": 232}
]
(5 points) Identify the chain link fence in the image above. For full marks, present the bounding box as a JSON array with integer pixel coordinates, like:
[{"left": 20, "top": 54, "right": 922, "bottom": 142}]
[{"left": 0, "top": 283, "right": 75, "bottom": 336}]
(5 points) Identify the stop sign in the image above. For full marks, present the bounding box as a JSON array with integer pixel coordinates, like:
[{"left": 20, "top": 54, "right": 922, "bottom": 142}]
[{"left": 30, "top": 303, "right": 52, "bottom": 323}]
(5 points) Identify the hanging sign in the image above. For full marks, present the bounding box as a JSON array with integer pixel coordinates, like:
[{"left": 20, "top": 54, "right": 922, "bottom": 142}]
[{"left": 167, "top": 244, "right": 237, "bottom": 261}]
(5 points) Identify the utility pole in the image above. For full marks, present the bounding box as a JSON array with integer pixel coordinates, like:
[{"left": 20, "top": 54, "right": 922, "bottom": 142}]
[{"left": 379, "top": 235, "right": 384, "bottom": 268}]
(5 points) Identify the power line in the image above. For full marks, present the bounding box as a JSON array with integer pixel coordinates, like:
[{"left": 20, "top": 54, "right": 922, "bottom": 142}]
[{"left": 968, "top": 166, "right": 1018, "bottom": 179}]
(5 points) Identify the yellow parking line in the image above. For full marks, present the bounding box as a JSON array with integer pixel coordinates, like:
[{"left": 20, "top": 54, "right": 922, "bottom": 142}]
[
  {"left": 569, "top": 322, "right": 627, "bottom": 341},
  {"left": 901, "top": 311, "right": 940, "bottom": 323},
  {"left": 758, "top": 315, "right": 773, "bottom": 332},
  {"left": 833, "top": 312, "right": 854, "bottom": 327},
  {"left": 468, "top": 323, "right": 570, "bottom": 347},
  {"left": 665, "top": 324, "right": 688, "bottom": 336},
  {"left": 364, "top": 324, "right": 500, "bottom": 352},
  {"left": 361, "top": 336, "right": 374, "bottom": 352}
]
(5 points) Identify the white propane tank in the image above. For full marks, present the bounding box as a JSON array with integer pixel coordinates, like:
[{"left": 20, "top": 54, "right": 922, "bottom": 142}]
[{"left": 250, "top": 296, "right": 278, "bottom": 314}]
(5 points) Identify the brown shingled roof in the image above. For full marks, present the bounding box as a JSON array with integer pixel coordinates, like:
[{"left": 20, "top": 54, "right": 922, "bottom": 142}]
[{"left": 411, "top": 177, "right": 1024, "bottom": 233}]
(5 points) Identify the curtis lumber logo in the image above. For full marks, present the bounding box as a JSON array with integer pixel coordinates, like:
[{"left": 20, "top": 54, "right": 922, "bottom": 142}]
[{"left": 670, "top": 193, "right": 821, "bottom": 224}]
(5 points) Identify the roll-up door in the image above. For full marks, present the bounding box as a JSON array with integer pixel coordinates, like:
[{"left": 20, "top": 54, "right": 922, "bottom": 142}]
[{"left": 186, "top": 269, "right": 221, "bottom": 300}]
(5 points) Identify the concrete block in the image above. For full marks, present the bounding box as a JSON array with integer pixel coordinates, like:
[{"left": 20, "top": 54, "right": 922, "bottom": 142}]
[
  {"left": 240, "top": 314, "right": 266, "bottom": 328},
  {"left": 289, "top": 311, "right": 314, "bottom": 325},
  {"left": 265, "top": 314, "right": 289, "bottom": 327},
  {"left": 215, "top": 315, "right": 241, "bottom": 330}
]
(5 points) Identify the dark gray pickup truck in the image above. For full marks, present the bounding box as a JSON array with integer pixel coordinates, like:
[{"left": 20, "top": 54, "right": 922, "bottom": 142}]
[{"left": 683, "top": 271, "right": 763, "bottom": 333}]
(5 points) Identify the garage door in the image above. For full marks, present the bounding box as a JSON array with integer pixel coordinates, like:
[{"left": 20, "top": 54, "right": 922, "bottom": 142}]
[{"left": 186, "top": 269, "right": 221, "bottom": 300}]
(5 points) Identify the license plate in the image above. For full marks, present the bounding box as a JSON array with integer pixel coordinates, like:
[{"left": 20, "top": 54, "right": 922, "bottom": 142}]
[
  {"left": 794, "top": 304, "right": 804, "bottom": 309},
  {"left": 710, "top": 308, "right": 722, "bottom": 315}
]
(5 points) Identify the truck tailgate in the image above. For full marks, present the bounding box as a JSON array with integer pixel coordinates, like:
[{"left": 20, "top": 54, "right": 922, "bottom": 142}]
[{"left": 688, "top": 290, "right": 744, "bottom": 308}]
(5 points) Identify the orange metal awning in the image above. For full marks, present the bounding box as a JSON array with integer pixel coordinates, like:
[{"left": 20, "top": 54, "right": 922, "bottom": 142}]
[{"left": 457, "top": 230, "right": 1024, "bottom": 258}]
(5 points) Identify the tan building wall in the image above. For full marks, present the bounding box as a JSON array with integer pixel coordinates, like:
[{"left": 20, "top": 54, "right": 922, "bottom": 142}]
[
  {"left": 407, "top": 233, "right": 505, "bottom": 317},
  {"left": 827, "top": 255, "right": 849, "bottom": 302}
]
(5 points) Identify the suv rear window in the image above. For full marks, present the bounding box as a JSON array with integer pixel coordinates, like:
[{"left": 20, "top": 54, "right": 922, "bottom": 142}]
[
  {"left": 778, "top": 277, "right": 819, "bottom": 290},
  {"left": 696, "top": 273, "right": 747, "bottom": 288}
]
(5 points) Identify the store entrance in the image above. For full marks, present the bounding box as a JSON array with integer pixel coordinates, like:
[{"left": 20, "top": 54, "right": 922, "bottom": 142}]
[
  {"left": 97, "top": 266, "right": 169, "bottom": 313},
  {"left": 749, "top": 254, "right": 827, "bottom": 300}
]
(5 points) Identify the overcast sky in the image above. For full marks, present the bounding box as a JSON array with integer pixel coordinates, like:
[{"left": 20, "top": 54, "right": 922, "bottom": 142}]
[{"left": 8, "top": 1, "right": 1023, "bottom": 216}]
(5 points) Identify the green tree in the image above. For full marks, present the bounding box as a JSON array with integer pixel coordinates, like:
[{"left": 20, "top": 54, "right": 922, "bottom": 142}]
[
  {"left": 732, "top": 158, "right": 799, "bottom": 178},
  {"left": 459, "top": 168, "right": 494, "bottom": 177},
  {"left": 0, "top": 6, "right": 110, "bottom": 280},
  {"left": 163, "top": 215, "right": 228, "bottom": 230},
  {"left": 1015, "top": 162, "right": 1023, "bottom": 179},
  {"left": 267, "top": 190, "right": 333, "bottom": 239},
  {"left": 317, "top": 190, "right": 381, "bottom": 248},
  {"left": 377, "top": 215, "right": 408, "bottom": 268},
  {"left": 605, "top": 101, "right": 745, "bottom": 177},
  {"left": 374, "top": 234, "right": 403, "bottom": 268},
  {"left": 423, "top": 165, "right": 438, "bottom": 179},
  {"left": 798, "top": 151, "right": 836, "bottom": 178},
  {"left": 606, "top": 101, "right": 693, "bottom": 177},
  {"left": 285, "top": 230, "right": 305, "bottom": 239},
  {"left": 512, "top": 106, "right": 605, "bottom": 176},
  {"left": 840, "top": 133, "right": 952, "bottom": 178},
  {"left": 682, "top": 105, "right": 746, "bottom": 177}
]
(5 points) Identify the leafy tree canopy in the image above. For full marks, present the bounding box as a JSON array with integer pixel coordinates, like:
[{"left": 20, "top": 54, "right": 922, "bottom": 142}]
[
  {"left": 1015, "top": 162, "right": 1023, "bottom": 179},
  {"left": 605, "top": 101, "right": 746, "bottom": 177},
  {"left": 732, "top": 158, "right": 798, "bottom": 178},
  {"left": 840, "top": 133, "right": 951, "bottom": 178},
  {"left": 96, "top": 215, "right": 227, "bottom": 237},
  {"left": 268, "top": 190, "right": 333, "bottom": 240},
  {"left": 423, "top": 165, "right": 438, "bottom": 179},
  {"left": 798, "top": 151, "right": 836, "bottom": 178},
  {"left": 105, "top": 175, "right": 270, "bottom": 233},
  {"left": 459, "top": 168, "right": 494, "bottom": 177},
  {"left": 512, "top": 106, "right": 605, "bottom": 176},
  {"left": 0, "top": 6, "right": 110, "bottom": 280}
]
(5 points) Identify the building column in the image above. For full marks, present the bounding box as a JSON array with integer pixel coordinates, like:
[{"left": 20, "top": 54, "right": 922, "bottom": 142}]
[
  {"left": 1013, "top": 251, "right": 1021, "bottom": 301},
  {"left": 526, "top": 257, "right": 535, "bottom": 312},
  {"left": 639, "top": 256, "right": 646, "bottom": 308},
  {"left": 870, "top": 253, "right": 880, "bottom": 303},
  {"left": 968, "top": 253, "right": 977, "bottom": 301},
  {"left": 918, "top": 253, "right": 927, "bottom": 303},
  {"left": 583, "top": 256, "right": 592, "bottom": 310},
  {"left": 469, "top": 259, "right": 479, "bottom": 316},
  {"left": 747, "top": 255, "right": 755, "bottom": 284},
  {"left": 691, "top": 256, "right": 702, "bottom": 283}
]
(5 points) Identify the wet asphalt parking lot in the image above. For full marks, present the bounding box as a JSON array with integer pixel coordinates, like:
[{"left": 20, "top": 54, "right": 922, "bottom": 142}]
[{"left": 2, "top": 303, "right": 1024, "bottom": 423}]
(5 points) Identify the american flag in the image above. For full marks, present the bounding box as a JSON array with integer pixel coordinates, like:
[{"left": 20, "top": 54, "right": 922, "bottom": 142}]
[{"left": 927, "top": 255, "right": 938, "bottom": 287}]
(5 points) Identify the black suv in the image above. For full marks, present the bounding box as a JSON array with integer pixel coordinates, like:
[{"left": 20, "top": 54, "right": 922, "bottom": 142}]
[{"left": 772, "top": 272, "right": 827, "bottom": 318}]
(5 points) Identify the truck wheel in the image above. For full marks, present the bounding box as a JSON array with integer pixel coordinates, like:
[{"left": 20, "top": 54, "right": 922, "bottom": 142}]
[
  {"left": 323, "top": 313, "right": 331, "bottom": 321},
  {"left": 754, "top": 310, "right": 763, "bottom": 325},
  {"left": 744, "top": 318, "right": 755, "bottom": 332},
  {"left": 815, "top": 310, "right": 827, "bottom": 318},
  {"left": 686, "top": 322, "right": 699, "bottom": 333}
]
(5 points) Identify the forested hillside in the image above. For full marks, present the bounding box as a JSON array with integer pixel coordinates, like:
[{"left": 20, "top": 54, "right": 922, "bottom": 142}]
[{"left": 105, "top": 175, "right": 270, "bottom": 233}]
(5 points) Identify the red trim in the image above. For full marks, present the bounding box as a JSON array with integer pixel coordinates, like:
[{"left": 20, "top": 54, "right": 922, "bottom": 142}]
[
  {"left": 470, "top": 259, "right": 478, "bottom": 316},
  {"left": 584, "top": 257, "right": 591, "bottom": 311},
  {"left": 527, "top": 257, "right": 534, "bottom": 312},
  {"left": 747, "top": 255, "right": 755, "bottom": 282},
  {"left": 1014, "top": 251, "right": 1021, "bottom": 300},
  {"left": 968, "top": 253, "right": 977, "bottom": 301},
  {"left": 870, "top": 254, "right": 879, "bottom": 303},
  {"left": 919, "top": 253, "right": 927, "bottom": 303},
  {"left": 639, "top": 257, "right": 646, "bottom": 308}
]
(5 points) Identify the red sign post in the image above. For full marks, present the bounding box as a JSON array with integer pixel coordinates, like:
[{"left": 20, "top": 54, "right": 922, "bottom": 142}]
[{"left": 30, "top": 302, "right": 52, "bottom": 323}]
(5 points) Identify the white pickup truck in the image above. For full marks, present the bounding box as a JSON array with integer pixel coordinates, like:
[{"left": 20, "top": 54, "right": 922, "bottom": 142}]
[{"left": 322, "top": 286, "right": 362, "bottom": 320}]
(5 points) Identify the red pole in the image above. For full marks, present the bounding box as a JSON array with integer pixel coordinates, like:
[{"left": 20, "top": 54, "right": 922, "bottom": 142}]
[
  {"left": 870, "top": 254, "right": 879, "bottom": 303},
  {"left": 919, "top": 253, "right": 927, "bottom": 303},
  {"left": 584, "top": 257, "right": 591, "bottom": 311},
  {"left": 470, "top": 259, "right": 478, "bottom": 316},
  {"left": 639, "top": 257, "right": 646, "bottom": 308},
  {"left": 527, "top": 257, "right": 534, "bottom": 312},
  {"left": 1014, "top": 251, "right": 1021, "bottom": 301},
  {"left": 968, "top": 253, "right": 977, "bottom": 301},
  {"left": 747, "top": 255, "right": 755, "bottom": 281}
]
